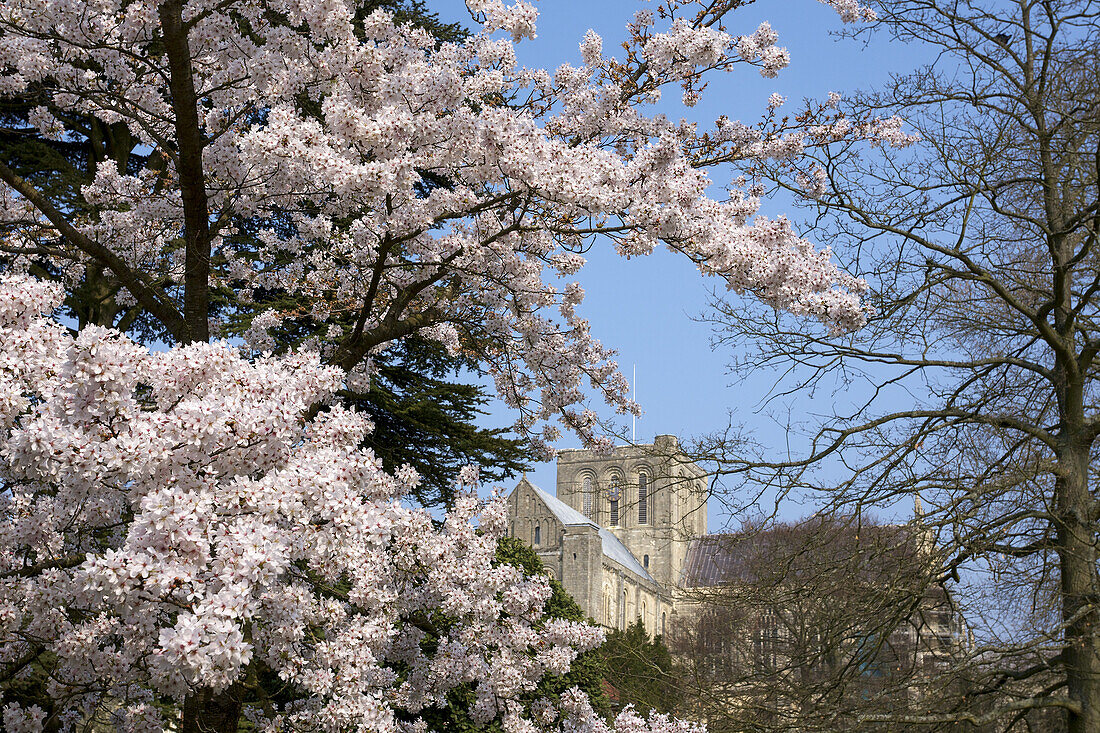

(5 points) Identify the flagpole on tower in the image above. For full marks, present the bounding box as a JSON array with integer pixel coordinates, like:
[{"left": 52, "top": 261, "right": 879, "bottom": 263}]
[{"left": 632, "top": 363, "right": 636, "bottom": 443}]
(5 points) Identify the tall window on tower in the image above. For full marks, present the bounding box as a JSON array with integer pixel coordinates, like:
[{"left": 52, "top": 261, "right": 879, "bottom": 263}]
[
  {"left": 638, "top": 473, "right": 648, "bottom": 524},
  {"left": 609, "top": 475, "right": 621, "bottom": 525},
  {"left": 582, "top": 475, "right": 593, "bottom": 518}
]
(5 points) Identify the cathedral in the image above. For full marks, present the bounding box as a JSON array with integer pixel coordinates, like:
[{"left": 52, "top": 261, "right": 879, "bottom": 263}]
[
  {"left": 507, "top": 435, "right": 972, "bottom": 723},
  {"left": 505, "top": 435, "right": 708, "bottom": 636}
]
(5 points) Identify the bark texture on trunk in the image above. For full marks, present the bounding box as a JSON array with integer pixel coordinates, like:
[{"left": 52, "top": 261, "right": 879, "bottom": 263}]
[
  {"left": 158, "top": 0, "right": 212, "bottom": 344},
  {"left": 180, "top": 686, "right": 244, "bottom": 733},
  {"left": 1058, "top": 443, "right": 1100, "bottom": 733}
]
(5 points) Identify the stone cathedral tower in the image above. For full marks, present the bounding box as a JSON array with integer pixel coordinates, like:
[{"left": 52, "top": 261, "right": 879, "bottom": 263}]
[
  {"left": 555, "top": 435, "right": 707, "bottom": 587},
  {"left": 506, "top": 435, "right": 708, "bottom": 634}
]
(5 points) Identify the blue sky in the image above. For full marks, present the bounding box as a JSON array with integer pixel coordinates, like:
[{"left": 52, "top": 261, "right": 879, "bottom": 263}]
[{"left": 432, "top": 1, "right": 926, "bottom": 526}]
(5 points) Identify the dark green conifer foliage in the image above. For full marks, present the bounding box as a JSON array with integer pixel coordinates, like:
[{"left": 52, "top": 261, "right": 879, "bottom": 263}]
[
  {"left": 600, "top": 620, "right": 678, "bottom": 717},
  {"left": 358, "top": 337, "right": 530, "bottom": 509}
]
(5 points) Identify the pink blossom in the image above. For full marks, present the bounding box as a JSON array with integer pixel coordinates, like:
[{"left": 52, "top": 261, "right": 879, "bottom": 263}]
[{"left": 0, "top": 0, "right": 887, "bottom": 725}]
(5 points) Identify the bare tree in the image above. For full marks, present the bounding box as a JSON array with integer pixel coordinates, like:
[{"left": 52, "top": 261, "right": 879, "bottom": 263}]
[
  {"left": 702, "top": 1, "right": 1100, "bottom": 730},
  {"left": 670, "top": 516, "right": 972, "bottom": 732}
]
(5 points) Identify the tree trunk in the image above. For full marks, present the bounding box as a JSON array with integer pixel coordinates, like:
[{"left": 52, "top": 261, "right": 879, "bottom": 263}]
[
  {"left": 179, "top": 686, "right": 244, "bottom": 733},
  {"left": 158, "top": 0, "right": 211, "bottom": 344},
  {"left": 1057, "top": 442, "right": 1100, "bottom": 733}
]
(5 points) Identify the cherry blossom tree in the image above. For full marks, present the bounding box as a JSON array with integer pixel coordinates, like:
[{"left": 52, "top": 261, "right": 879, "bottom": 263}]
[
  {"left": 0, "top": 273, "right": 696, "bottom": 732},
  {"left": 0, "top": 0, "right": 532, "bottom": 514},
  {"left": 0, "top": 0, "right": 889, "bottom": 452},
  {"left": 0, "top": 0, "right": 899, "bottom": 729}
]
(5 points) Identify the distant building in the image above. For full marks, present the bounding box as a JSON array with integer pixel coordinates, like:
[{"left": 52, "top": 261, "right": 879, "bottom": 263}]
[
  {"left": 505, "top": 435, "right": 706, "bottom": 635},
  {"left": 506, "top": 437, "right": 970, "bottom": 716},
  {"left": 503, "top": 433, "right": 963, "bottom": 660},
  {"left": 674, "top": 522, "right": 970, "bottom": 714}
]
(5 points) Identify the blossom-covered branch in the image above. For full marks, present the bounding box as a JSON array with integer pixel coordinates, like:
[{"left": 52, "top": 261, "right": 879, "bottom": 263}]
[
  {"left": 0, "top": 273, "right": 708, "bottom": 732},
  {"left": 0, "top": 0, "right": 879, "bottom": 453}
]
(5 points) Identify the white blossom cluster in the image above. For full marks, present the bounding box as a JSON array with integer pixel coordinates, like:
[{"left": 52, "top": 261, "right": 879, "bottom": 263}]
[
  {"left": 0, "top": 274, "right": 701, "bottom": 732},
  {"left": 0, "top": 0, "right": 881, "bottom": 455}
]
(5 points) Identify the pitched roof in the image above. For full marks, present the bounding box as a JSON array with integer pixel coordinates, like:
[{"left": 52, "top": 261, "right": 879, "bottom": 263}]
[
  {"left": 680, "top": 534, "right": 743, "bottom": 587},
  {"left": 519, "top": 478, "right": 595, "bottom": 528},
  {"left": 680, "top": 521, "right": 925, "bottom": 588},
  {"left": 596, "top": 526, "right": 655, "bottom": 583},
  {"left": 513, "top": 479, "right": 655, "bottom": 584}
]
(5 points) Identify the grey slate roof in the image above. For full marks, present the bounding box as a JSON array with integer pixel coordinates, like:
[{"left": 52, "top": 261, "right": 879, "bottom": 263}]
[
  {"left": 518, "top": 480, "right": 655, "bottom": 584},
  {"left": 680, "top": 522, "right": 924, "bottom": 588},
  {"left": 525, "top": 480, "right": 595, "bottom": 528},
  {"left": 596, "top": 526, "right": 656, "bottom": 584},
  {"left": 679, "top": 534, "right": 739, "bottom": 587}
]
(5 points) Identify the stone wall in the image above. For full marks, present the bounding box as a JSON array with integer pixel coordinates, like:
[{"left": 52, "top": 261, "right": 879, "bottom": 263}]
[
  {"left": 556, "top": 435, "right": 708, "bottom": 589},
  {"left": 507, "top": 436, "right": 708, "bottom": 635}
]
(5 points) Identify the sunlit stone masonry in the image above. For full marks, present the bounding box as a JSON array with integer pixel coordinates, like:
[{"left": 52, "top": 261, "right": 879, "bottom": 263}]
[{"left": 506, "top": 435, "right": 709, "bottom": 635}]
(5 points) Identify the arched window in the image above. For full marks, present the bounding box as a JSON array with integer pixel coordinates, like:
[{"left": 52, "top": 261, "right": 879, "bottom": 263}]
[
  {"left": 662, "top": 612, "right": 667, "bottom": 636},
  {"left": 754, "top": 610, "right": 780, "bottom": 671},
  {"left": 643, "top": 554, "right": 649, "bottom": 569},
  {"left": 534, "top": 524, "right": 541, "bottom": 545},
  {"left": 609, "top": 475, "right": 621, "bottom": 525},
  {"left": 637, "top": 473, "right": 648, "bottom": 524},
  {"left": 582, "top": 474, "right": 594, "bottom": 518}
]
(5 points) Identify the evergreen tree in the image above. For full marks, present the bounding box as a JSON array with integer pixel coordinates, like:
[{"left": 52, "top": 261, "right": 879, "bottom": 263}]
[
  {"left": 600, "top": 620, "right": 678, "bottom": 717},
  {"left": 359, "top": 337, "right": 530, "bottom": 508}
]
